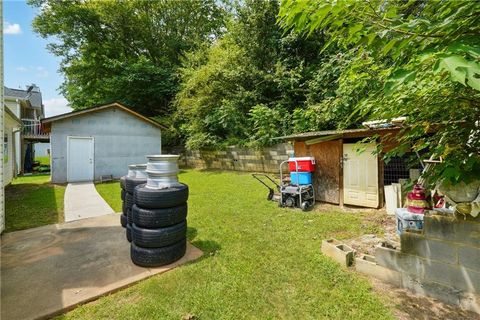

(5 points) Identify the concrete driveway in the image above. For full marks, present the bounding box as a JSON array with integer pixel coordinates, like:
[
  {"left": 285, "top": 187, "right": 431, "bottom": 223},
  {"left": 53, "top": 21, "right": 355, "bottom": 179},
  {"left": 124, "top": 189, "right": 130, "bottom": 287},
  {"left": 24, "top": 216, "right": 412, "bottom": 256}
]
[{"left": 1, "top": 214, "right": 202, "bottom": 320}]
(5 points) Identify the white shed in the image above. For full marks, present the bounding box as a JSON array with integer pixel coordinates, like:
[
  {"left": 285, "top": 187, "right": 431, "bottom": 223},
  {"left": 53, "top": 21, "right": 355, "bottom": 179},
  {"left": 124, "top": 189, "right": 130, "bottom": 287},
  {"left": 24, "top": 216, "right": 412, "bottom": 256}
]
[{"left": 42, "top": 102, "right": 166, "bottom": 183}]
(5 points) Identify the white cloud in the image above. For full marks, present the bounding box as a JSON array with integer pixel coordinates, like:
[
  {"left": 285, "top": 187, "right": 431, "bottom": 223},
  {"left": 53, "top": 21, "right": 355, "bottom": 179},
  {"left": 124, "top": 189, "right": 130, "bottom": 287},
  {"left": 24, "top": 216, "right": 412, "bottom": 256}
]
[
  {"left": 4, "top": 22, "right": 22, "bottom": 35},
  {"left": 35, "top": 66, "right": 49, "bottom": 78},
  {"left": 16, "top": 66, "right": 29, "bottom": 72},
  {"left": 44, "top": 97, "right": 72, "bottom": 117}
]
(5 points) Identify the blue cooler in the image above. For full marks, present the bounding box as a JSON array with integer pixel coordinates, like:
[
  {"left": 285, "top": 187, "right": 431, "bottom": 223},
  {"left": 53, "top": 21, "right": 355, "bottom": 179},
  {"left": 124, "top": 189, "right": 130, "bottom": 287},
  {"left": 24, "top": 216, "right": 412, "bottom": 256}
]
[
  {"left": 290, "top": 172, "right": 312, "bottom": 185},
  {"left": 395, "top": 208, "right": 424, "bottom": 235}
]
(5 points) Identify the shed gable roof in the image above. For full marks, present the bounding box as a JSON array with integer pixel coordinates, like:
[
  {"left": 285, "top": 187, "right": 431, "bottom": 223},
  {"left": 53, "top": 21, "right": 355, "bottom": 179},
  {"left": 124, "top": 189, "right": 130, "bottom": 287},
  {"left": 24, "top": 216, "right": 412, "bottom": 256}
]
[{"left": 41, "top": 102, "right": 167, "bottom": 131}]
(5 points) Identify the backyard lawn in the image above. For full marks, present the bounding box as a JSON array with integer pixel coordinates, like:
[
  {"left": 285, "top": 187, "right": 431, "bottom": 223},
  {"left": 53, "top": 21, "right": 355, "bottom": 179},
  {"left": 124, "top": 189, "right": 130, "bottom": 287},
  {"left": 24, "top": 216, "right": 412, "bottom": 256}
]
[
  {"left": 5, "top": 174, "right": 65, "bottom": 232},
  {"left": 61, "top": 169, "right": 396, "bottom": 319},
  {"left": 35, "top": 156, "right": 50, "bottom": 166}
]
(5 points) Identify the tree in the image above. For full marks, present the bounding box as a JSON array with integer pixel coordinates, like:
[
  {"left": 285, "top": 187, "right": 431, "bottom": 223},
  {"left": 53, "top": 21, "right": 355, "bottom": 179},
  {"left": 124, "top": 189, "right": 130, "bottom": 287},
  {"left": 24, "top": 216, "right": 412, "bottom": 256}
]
[
  {"left": 175, "top": 0, "right": 333, "bottom": 149},
  {"left": 29, "top": 0, "right": 227, "bottom": 117},
  {"left": 279, "top": 0, "right": 480, "bottom": 184}
]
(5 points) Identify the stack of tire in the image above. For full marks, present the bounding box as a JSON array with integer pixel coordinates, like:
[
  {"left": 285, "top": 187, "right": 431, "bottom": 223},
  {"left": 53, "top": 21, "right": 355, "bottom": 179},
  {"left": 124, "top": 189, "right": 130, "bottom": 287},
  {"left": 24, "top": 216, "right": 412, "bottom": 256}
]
[
  {"left": 130, "top": 155, "right": 189, "bottom": 267},
  {"left": 120, "top": 164, "right": 147, "bottom": 242}
]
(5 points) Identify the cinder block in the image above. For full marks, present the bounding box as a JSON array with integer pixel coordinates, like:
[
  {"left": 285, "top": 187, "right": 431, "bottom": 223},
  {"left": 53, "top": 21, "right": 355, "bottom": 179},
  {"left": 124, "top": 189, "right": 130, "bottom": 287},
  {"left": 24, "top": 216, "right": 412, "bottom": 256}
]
[
  {"left": 454, "top": 220, "right": 480, "bottom": 248},
  {"left": 375, "top": 244, "right": 426, "bottom": 278},
  {"left": 400, "top": 232, "right": 458, "bottom": 264},
  {"left": 401, "top": 273, "right": 462, "bottom": 307},
  {"left": 425, "top": 261, "right": 480, "bottom": 293},
  {"left": 355, "top": 254, "right": 402, "bottom": 286},
  {"left": 458, "top": 245, "right": 480, "bottom": 271},
  {"left": 424, "top": 214, "right": 456, "bottom": 241},
  {"left": 321, "top": 239, "right": 356, "bottom": 267}
]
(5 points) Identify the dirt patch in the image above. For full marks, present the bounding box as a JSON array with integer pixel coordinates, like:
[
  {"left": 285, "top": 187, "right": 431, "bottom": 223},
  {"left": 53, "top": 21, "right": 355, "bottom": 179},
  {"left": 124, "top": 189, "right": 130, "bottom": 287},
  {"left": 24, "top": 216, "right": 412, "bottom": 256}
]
[
  {"left": 345, "top": 212, "right": 399, "bottom": 256},
  {"left": 372, "top": 277, "right": 480, "bottom": 320},
  {"left": 338, "top": 209, "right": 479, "bottom": 320}
]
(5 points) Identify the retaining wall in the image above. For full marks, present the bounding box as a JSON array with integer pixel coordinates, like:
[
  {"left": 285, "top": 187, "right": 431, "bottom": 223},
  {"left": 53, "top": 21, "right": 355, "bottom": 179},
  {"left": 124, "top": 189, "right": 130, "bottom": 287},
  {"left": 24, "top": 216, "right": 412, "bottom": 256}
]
[
  {"left": 177, "top": 143, "right": 294, "bottom": 173},
  {"left": 371, "top": 213, "right": 480, "bottom": 314}
]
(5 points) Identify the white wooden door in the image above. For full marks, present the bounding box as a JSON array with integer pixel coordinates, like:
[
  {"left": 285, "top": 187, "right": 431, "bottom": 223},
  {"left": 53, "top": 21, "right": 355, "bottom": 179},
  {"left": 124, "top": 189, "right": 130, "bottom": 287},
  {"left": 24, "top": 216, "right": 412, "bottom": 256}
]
[
  {"left": 67, "top": 137, "right": 94, "bottom": 182},
  {"left": 343, "top": 143, "right": 379, "bottom": 208}
]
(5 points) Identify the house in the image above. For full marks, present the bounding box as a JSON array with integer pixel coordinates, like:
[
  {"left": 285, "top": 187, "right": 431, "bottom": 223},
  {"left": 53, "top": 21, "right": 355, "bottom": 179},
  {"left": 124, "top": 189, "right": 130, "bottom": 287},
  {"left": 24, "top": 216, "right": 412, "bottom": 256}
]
[
  {"left": 2, "top": 106, "right": 23, "bottom": 233},
  {"left": 3, "top": 107, "right": 22, "bottom": 186},
  {"left": 4, "top": 85, "right": 48, "bottom": 173},
  {"left": 42, "top": 102, "right": 166, "bottom": 183},
  {"left": 279, "top": 127, "right": 419, "bottom": 208}
]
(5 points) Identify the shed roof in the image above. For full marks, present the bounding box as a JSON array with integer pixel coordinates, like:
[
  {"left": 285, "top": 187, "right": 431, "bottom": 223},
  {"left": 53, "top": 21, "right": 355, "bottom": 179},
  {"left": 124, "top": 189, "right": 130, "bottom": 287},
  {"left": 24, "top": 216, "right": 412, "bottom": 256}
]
[
  {"left": 277, "top": 127, "right": 401, "bottom": 142},
  {"left": 41, "top": 102, "right": 168, "bottom": 131}
]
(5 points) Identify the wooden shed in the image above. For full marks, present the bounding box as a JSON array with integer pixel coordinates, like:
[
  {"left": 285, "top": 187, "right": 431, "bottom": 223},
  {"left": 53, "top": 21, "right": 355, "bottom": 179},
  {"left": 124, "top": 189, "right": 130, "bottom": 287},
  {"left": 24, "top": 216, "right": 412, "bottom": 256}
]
[{"left": 280, "top": 127, "right": 410, "bottom": 209}]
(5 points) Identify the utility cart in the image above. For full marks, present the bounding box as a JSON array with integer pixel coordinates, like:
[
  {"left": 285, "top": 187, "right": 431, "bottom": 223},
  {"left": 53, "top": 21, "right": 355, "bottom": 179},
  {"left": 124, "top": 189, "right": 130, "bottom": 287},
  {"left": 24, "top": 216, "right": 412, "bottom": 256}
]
[
  {"left": 252, "top": 157, "right": 315, "bottom": 211},
  {"left": 279, "top": 159, "right": 315, "bottom": 211}
]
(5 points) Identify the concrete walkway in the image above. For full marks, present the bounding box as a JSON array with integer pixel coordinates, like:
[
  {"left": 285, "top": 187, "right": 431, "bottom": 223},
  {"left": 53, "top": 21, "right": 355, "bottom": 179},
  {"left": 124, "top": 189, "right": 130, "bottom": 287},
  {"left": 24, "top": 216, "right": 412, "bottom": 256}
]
[
  {"left": 64, "top": 182, "right": 115, "bottom": 221},
  {"left": 1, "top": 214, "right": 203, "bottom": 320}
]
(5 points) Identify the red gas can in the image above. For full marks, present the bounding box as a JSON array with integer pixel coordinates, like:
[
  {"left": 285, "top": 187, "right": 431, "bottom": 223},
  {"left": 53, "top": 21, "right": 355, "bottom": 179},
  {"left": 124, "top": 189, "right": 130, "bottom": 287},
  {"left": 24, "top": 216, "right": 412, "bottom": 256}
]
[{"left": 288, "top": 157, "right": 315, "bottom": 172}]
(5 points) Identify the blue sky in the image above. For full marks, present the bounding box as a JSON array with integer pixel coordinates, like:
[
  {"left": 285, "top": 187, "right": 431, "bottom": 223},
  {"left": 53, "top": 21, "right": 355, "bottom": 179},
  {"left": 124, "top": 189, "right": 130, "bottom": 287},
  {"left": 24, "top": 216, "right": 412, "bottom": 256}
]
[{"left": 4, "top": 0, "right": 72, "bottom": 116}]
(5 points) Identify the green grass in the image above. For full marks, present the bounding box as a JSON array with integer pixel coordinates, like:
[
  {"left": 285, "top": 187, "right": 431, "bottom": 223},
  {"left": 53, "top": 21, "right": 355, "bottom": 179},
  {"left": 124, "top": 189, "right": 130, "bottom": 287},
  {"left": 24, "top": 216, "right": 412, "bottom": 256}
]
[
  {"left": 96, "top": 181, "right": 123, "bottom": 212},
  {"left": 62, "top": 170, "right": 394, "bottom": 319},
  {"left": 5, "top": 174, "right": 65, "bottom": 232},
  {"left": 35, "top": 156, "right": 50, "bottom": 166}
]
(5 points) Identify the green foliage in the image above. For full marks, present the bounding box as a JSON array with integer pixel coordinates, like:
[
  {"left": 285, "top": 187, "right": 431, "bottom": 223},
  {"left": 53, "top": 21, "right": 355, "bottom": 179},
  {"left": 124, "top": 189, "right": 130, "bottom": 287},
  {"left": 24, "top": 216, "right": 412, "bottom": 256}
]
[
  {"left": 29, "top": 0, "right": 227, "bottom": 117},
  {"left": 175, "top": 0, "right": 365, "bottom": 149},
  {"left": 279, "top": 0, "right": 480, "bottom": 184}
]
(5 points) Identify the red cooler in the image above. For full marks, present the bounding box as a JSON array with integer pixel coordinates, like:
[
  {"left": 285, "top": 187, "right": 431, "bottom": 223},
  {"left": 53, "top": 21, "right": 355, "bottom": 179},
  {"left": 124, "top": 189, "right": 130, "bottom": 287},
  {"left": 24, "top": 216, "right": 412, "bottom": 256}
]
[{"left": 288, "top": 157, "right": 315, "bottom": 172}]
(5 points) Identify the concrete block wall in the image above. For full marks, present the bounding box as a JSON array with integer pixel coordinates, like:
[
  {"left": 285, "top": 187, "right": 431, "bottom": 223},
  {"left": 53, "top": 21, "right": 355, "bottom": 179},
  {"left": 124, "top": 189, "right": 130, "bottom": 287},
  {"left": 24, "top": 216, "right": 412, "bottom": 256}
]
[
  {"left": 373, "top": 213, "right": 480, "bottom": 314},
  {"left": 178, "top": 143, "right": 294, "bottom": 173}
]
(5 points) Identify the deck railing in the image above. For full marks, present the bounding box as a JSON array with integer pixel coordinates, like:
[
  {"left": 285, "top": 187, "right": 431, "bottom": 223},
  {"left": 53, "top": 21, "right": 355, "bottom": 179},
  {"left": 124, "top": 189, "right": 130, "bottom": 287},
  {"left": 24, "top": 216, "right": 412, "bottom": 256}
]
[{"left": 21, "top": 119, "right": 49, "bottom": 139}]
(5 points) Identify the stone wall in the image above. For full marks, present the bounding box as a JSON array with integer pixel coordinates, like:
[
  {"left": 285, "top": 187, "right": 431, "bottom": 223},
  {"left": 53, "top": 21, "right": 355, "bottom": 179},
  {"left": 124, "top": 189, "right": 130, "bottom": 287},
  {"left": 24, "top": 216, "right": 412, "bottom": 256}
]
[
  {"left": 177, "top": 143, "right": 294, "bottom": 173},
  {"left": 369, "top": 213, "right": 480, "bottom": 314}
]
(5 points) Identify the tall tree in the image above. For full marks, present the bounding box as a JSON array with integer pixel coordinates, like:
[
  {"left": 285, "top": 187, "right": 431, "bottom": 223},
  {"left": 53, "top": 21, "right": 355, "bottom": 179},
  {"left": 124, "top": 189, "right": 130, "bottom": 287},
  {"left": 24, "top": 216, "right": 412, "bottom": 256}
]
[
  {"left": 175, "top": 0, "right": 332, "bottom": 149},
  {"left": 29, "top": 0, "right": 227, "bottom": 116},
  {"left": 279, "top": 0, "right": 480, "bottom": 183}
]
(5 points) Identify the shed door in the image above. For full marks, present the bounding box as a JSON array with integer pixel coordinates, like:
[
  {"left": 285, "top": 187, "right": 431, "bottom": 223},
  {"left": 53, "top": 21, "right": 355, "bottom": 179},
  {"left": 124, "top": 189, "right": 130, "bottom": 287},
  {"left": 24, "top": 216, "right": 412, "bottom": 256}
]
[
  {"left": 343, "top": 143, "right": 378, "bottom": 208},
  {"left": 68, "top": 137, "right": 94, "bottom": 182}
]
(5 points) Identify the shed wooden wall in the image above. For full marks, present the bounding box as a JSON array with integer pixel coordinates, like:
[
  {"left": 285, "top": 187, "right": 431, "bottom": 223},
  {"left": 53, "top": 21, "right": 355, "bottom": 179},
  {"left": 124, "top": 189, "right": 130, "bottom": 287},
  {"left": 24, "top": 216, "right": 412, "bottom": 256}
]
[{"left": 294, "top": 140, "right": 342, "bottom": 204}]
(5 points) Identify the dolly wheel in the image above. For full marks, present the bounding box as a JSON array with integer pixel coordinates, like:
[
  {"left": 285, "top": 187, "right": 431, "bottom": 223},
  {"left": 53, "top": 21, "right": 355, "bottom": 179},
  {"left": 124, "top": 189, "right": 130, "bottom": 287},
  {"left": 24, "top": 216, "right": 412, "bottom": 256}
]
[{"left": 301, "top": 201, "right": 310, "bottom": 211}]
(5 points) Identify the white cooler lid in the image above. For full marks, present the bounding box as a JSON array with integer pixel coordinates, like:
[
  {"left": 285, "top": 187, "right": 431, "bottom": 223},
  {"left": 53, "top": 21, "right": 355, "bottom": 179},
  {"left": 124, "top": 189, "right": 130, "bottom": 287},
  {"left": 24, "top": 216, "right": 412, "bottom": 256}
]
[{"left": 288, "top": 157, "right": 315, "bottom": 162}]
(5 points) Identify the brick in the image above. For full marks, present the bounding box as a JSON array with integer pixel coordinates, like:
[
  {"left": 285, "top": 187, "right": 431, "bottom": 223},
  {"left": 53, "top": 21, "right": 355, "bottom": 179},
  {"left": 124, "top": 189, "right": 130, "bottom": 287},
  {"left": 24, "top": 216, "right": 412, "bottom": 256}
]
[
  {"left": 355, "top": 255, "right": 402, "bottom": 286},
  {"left": 400, "top": 232, "right": 458, "bottom": 264},
  {"left": 425, "top": 261, "right": 480, "bottom": 293},
  {"left": 458, "top": 245, "right": 480, "bottom": 271},
  {"left": 375, "top": 245, "right": 426, "bottom": 278},
  {"left": 321, "top": 239, "right": 355, "bottom": 267}
]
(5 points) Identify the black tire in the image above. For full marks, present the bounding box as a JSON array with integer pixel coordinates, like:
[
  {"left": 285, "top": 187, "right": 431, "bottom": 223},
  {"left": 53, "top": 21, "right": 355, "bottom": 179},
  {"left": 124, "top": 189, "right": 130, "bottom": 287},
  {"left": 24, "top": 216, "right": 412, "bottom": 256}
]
[
  {"left": 120, "top": 176, "right": 126, "bottom": 190},
  {"left": 120, "top": 213, "right": 127, "bottom": 228},
  {"left": 134, "top": 184, "right": 189, "bottom": 209},
  {"left": 121, "top": 189, "right": 126, "bottom": 201},
  {"left": 132, "top": 220, "right": 187, "bottom": 248},
  {"left": 131, "top": 238, "right": 186, "bottom": 267},
  {"left": 125, "top": 177, "right": 147, "bottom": 194},
  {"left": 132, "top": 203, "right": 187, "bottom": 228},
  {"left": 126, "top": 224, "right": 132, "bottom": 242},
  {"left": 125, "top": 192, "right": 134, "bottom": 208},
  {"left": 122, "top": 203, "right": 133, "bottom": 224}
]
